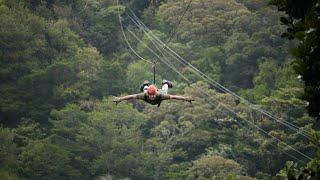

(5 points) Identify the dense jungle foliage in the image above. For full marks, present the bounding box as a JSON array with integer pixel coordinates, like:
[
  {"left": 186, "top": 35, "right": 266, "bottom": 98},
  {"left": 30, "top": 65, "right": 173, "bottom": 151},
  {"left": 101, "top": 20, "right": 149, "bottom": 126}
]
[{"left": 0, "top": 0, "right": 319, "bottom": 179}]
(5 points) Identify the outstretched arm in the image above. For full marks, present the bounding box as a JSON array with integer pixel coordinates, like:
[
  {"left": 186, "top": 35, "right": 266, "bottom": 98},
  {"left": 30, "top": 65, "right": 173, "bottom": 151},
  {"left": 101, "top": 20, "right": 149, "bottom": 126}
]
[
  {"left": 168, "top": 95, "right": 194, "bottom": 103},
  {"left": 112, "top": 93, "right": 144, "bottom": 104}
]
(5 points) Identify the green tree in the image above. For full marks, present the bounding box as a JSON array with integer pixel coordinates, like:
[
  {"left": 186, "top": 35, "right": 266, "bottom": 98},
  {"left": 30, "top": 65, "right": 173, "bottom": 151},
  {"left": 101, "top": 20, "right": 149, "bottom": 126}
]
[
  {"left": 19, "top": 138, "right": 81, "bottom": 179},
  {"left": 19, "top": 104, "right": 92, "bottom": 179},
  {"left": 157, "top": 0, "right": 251, "bottom": 46},
  {"left": 269, "top": 0, "right": 320, "bottom": 117},
  {"left": 187, "top": 155, "right": 248, "bottom": 179},
  {"left": 236, "top": 0, "right": 267, "bottom": 11},
  {"left": 76, "top": 98, "right": 149, "bottom": 179},
  {"left": 0, "top": 2, "right": 49, "bottom": 125},
  {"left": 13, "top": 118, "right": 45, "bottom": 147},
  {"left": 241, "top": 60, "right": 301, "bottom": 102},
  {"left": 126, "top": 60, "right": 156, "bottom": 93},
  {"left": 0, "top": 126, "right": 19, "bottom": 178},
  {"left": 195, "top": 46, "right": 226, "bottom": 83}
]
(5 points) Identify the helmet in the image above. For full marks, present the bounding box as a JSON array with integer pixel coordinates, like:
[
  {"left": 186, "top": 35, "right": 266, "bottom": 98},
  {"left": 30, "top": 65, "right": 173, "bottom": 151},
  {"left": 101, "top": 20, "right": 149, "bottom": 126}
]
[{"left": 147, "top": 85, "right": 157, "bottom": 95}]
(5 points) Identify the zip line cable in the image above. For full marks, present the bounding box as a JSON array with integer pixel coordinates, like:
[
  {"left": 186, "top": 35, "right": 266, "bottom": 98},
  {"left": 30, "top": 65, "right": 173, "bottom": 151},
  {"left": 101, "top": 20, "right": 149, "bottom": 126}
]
[
  {"left": 149, "top": 27, "right": 312, "bottom": 160},
  {"left": 127, "top": 27, "right": 312, "bottom": 162},
  {"left": 117, "top": 6, "right": 153, "bottom": 65},
  {"left": 124, "top": 22, "right": 312, "bottom": 162},
  {"left": 128, "top": 14, "right": 313, "bottom": 140},
  {"left": 166, "top": 0, "right": 193, "bottom": 44},
  {"left": 129, "top": 10, "right": 310, "bottom": 133},
  {"left": 127, "top": 10, "right": 313, "bottom": 140},
  {"left": 116, "top": 0, "right": 313, "bottom": 162},
  {"left": 127, "top": 29, "right": 188, "bottom": 83}
]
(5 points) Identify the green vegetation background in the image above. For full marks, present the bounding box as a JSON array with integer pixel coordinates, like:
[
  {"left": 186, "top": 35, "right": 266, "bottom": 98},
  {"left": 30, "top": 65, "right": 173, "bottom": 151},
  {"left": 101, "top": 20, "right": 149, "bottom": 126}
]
[{"left": 0, "top": 0, "right": 319, "bottom": 179}]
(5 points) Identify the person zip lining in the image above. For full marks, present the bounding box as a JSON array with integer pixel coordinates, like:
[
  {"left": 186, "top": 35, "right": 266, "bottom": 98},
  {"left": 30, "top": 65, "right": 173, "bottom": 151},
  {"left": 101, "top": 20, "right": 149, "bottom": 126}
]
[{"left": 112, "top": 80, "right": 194, "bottom": 107}]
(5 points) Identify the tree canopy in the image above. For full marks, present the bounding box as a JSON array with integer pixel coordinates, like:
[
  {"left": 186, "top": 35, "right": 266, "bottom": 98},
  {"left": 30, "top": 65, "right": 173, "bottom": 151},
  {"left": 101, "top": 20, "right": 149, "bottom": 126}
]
[{"left": 0, "top": 0, "right": 319, "bottom": 179}]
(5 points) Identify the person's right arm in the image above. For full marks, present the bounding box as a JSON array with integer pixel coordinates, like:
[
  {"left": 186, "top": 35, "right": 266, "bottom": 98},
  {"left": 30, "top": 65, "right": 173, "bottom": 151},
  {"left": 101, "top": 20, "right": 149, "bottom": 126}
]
[{"left": 112, "top": 93, "right": 145, "bottom": 103}]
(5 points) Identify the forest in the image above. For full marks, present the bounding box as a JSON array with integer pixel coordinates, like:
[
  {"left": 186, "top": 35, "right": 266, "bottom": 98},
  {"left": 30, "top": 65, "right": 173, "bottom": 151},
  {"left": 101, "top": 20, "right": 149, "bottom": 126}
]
[{"left": 0, "top": 0, "right": 319, "bottom": 179}]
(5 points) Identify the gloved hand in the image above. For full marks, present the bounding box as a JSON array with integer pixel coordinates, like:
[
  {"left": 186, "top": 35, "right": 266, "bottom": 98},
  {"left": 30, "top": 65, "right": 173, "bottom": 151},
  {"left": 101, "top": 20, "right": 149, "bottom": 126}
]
[{"left": 112, "top": 96, "right": 121, "bottom": 104}]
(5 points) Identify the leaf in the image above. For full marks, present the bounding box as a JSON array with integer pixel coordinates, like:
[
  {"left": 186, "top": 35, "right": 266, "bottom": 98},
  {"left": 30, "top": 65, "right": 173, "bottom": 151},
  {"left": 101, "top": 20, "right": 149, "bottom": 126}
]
[{"left": 280, "top": 17, "right": 290, "bottom": 25}]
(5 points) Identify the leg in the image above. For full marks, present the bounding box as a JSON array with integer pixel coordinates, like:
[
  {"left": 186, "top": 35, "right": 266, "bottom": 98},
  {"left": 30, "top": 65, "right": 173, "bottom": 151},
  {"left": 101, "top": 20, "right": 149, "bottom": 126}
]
[
  {"left": 143, "top": 85, "right": 149, "bottom": 93},
  {"left": 161, "top": 79, "right": 172, "bottom": 95},
  {"left": 162, "top": 79, "right": 173, "bottom": 88},
  {"left": 161, "top": 83, "right": 169, "bottom": 95}
]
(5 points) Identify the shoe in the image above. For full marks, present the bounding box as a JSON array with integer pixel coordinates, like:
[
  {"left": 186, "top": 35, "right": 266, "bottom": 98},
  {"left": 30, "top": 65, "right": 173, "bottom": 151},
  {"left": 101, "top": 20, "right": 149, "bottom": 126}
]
[
  {"left": 162, "top": 79, "right": 173, "bottom": 88},
  {"left": 140, "top": 80, "right": 151, "bottom": 92}
]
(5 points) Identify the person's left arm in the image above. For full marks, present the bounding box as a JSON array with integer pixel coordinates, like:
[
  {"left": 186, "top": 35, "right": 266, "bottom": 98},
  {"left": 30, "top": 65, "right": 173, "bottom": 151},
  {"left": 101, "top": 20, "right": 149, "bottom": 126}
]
[{"left": 162, "top": 94, "right": 194, "bottom": 103}]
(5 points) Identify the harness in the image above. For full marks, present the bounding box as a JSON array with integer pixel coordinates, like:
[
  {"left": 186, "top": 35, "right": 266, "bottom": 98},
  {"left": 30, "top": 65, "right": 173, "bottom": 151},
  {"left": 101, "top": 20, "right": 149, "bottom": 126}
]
[{"left": 143, "top": 93, "right": 162, "bottom": 107}]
